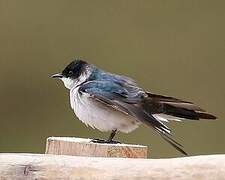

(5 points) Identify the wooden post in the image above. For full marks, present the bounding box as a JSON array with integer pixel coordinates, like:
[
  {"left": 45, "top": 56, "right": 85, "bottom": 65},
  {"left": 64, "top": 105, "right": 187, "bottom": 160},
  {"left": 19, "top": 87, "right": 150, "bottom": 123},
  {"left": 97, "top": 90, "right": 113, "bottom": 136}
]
[
  {"left": 45, "top": 137, "right": 148, "bottom": 158},
  {"left": 1, "top": 153, "right": 225, "bottom": 179}
]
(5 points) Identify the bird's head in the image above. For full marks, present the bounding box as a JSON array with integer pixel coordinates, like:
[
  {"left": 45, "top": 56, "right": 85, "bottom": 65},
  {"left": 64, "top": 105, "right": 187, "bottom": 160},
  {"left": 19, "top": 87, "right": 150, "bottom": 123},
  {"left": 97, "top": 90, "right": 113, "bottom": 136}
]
[{"left": 52, "top": 59, "right": 91, "bottom": 89}]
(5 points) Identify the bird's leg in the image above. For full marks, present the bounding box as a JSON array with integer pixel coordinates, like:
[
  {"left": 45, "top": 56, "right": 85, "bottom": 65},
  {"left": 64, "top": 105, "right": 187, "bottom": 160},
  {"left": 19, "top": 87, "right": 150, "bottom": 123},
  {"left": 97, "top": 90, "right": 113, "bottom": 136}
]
[
  {"left": 91, "top": 130, "right": 121, "bottom": 144},
  {"left": 106, "top": 129, "right": 119, "bottom": 143}
]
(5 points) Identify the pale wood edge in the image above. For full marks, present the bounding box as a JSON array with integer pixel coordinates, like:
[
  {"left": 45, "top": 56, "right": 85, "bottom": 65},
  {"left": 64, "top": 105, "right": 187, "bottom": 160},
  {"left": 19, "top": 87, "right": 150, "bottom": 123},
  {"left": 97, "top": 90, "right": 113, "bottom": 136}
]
[{"left": 0, "top": 153, "right": 225, "bottom": 179}]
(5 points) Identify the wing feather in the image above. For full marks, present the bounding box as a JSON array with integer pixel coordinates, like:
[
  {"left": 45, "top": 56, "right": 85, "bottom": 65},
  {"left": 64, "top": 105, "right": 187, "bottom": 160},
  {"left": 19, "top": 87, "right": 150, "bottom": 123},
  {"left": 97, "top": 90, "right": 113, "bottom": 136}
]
[{"left": 78, "top": 80, "right": 187, "bottom": 155}]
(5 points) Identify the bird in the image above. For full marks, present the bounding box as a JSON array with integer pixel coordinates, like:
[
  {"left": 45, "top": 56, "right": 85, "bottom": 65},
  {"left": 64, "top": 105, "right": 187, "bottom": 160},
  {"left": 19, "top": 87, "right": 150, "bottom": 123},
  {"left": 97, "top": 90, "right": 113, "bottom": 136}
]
[{"left": 51, "top": 59, "right": 216, "bottom": 155}]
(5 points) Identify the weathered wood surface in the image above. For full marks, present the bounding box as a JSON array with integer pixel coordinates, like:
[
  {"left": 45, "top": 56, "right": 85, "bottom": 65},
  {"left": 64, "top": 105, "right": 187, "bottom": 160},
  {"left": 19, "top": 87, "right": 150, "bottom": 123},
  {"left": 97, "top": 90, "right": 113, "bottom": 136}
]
[
  {"left": 0, "top": 153, "right": 225, "bottom": 180},
  {"left": 46, "top": 137, "right": 148, "bottom": 158}
]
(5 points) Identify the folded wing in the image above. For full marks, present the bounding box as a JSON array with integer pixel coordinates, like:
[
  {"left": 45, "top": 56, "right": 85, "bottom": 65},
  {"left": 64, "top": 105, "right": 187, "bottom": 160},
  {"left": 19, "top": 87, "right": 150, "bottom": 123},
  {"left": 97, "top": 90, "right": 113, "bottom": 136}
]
[{"left": 78, "top": 80, "right": 188, "bottom": 155}]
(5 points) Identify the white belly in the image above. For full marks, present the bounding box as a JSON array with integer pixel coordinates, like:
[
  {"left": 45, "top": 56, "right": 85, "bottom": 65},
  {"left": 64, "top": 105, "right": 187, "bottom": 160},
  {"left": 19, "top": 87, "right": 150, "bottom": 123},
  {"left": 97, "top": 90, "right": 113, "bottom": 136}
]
[{"left": 70, "top": 87, "right": 140, "bottom": 133}]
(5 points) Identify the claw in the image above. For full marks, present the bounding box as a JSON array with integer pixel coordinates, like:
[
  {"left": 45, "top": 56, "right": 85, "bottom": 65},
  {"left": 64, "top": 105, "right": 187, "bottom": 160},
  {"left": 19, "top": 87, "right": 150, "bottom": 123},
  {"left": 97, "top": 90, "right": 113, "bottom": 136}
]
[{"left": 91, "top": 138, "right": 121, "bottom": 144}]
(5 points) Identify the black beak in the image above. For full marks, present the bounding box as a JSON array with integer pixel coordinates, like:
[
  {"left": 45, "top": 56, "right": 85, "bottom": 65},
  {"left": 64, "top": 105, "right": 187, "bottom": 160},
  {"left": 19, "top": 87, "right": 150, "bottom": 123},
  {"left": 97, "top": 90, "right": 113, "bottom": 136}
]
[{"left": 51, "top": 73, "right": 63, "bottom": 78}]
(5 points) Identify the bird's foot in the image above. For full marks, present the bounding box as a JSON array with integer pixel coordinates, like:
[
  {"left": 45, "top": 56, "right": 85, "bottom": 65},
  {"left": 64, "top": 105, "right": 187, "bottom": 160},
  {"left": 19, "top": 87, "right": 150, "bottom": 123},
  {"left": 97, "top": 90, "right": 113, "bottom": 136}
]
[{"left": 90, "top": 138, "right": 121, "bottom": 144}]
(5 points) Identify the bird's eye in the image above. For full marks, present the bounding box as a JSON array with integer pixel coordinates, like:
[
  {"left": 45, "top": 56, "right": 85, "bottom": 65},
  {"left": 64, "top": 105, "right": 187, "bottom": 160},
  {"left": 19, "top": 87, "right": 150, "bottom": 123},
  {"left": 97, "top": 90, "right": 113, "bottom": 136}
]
[{"left": 68, "top": 71, "right": 73, "bottom": 76}]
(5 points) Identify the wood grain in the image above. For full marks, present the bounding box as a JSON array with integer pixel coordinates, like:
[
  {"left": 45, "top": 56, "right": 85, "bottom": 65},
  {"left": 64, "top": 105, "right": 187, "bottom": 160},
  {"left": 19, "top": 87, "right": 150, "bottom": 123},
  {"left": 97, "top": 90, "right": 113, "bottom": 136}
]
[
  {"left": 0, "top": 153, "right": 225, "bottom": 180},
  {"left": 45, "top": 137, "right": 148, "bottom": 158}
]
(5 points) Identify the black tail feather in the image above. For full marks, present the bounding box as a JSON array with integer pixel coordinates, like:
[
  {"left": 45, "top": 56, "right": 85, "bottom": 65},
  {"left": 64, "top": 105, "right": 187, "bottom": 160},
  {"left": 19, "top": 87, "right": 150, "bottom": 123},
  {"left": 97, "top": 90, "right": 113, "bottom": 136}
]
[
  {"left": 161, "top": 134, "right": 188, "bottom": 156},
  {"left": 147, "top": 92, "right": 217, "bottom": 120},
  {"left": 164, "top": 104, "right": 217, "bottom": 120},
  {"left": 144, "top": 92, "right": 216, "bottom": 155},
  {"left": 154, "top": 126, "right": 188, "bottom": 155},
  {"left": 197, "top": 112, "right": 217, "bottom": 119}
]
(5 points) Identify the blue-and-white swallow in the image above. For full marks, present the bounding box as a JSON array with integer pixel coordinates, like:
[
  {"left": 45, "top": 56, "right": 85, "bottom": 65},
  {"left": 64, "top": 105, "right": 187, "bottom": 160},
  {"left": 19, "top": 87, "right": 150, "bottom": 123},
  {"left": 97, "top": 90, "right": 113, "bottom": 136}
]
[{"left": 52, "top": 59, "right": 216, "bottom": 155}]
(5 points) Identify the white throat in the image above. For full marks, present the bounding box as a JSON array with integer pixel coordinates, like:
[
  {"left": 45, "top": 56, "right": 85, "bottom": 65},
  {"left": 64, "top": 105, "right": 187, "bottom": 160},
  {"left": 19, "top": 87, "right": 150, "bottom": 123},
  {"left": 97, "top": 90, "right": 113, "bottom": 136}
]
[
  {"left": 61, "top": 70, "right": 91, "bottom": 90},
  {"left": 61, "top": 77, "right": 75, "bottom": 89}
]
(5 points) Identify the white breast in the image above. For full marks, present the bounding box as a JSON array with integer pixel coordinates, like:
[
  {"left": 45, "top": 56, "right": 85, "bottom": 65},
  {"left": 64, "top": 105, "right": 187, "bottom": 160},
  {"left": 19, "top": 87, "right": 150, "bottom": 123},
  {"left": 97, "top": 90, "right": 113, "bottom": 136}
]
[{"left": 70, "top": 87, "right": 140, "bottom": 133}]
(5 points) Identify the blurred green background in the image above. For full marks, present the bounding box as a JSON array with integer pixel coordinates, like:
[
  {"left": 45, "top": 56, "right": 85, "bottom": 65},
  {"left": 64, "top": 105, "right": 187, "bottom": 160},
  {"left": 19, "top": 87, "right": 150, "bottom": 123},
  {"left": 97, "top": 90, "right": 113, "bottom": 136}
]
[{"left": 0, "top": 0, "right": 224, "bottom": 158}]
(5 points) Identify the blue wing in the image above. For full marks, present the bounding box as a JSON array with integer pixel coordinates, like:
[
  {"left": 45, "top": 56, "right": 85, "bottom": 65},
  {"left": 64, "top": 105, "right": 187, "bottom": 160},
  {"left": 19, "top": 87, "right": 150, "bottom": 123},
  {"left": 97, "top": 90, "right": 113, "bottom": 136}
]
[
  {"left": 78, "top": 80, "right": 170, "bottom": 133},
  {"left": 88, "top": 68, "right": 138, "bottom": 86},
  {"left": 78, "top": 79, "right": 187, "bottom": 155},
  {"left": 79, "top": 80, "right": 145, "bottom": 104}
]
